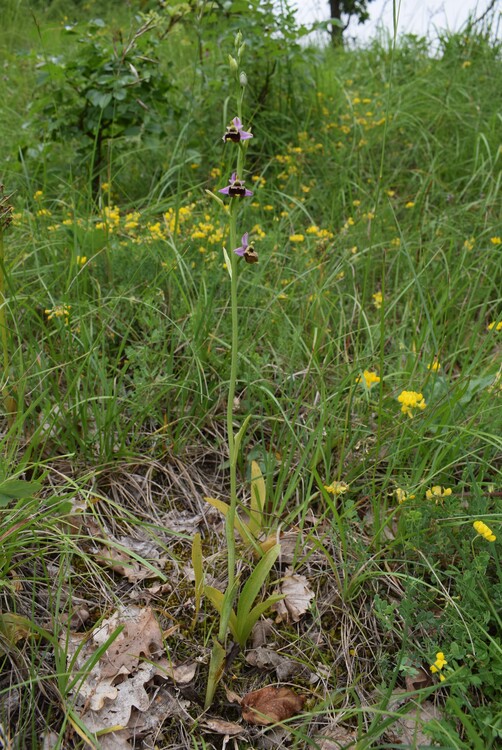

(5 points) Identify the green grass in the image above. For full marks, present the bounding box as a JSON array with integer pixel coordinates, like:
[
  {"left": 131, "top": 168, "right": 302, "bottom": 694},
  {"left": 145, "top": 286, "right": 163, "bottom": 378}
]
[{"left": 0, "top": 1, "right": 501, "bottom": 748}]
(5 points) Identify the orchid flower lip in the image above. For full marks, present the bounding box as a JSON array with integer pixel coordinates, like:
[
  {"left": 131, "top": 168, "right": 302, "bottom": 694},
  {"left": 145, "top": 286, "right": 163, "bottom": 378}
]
[
  {"left": 218, "top": 172, "right": 253, "bottom": 198},
  {"left": 233, "top": 231, "right": 258, "bottom": 263},
  {"left": 222, "top": 116, "right": 253, "bottom": 143}
]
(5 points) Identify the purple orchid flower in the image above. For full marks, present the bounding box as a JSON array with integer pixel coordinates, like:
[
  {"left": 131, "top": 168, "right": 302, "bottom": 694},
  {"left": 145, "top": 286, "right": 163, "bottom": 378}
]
[
  {"left": 223, "top": 116, "right": 253, "bottom": 143},
  {"left": 218, "top": 172, "right": 253, "bottom": 198},
  {"left": 234, "top": 232, "right": 258, "bottom": 264}
]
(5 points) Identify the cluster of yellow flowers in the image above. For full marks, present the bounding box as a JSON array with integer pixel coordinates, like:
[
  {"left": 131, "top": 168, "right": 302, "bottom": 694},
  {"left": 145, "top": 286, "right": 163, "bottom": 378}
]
[
  {"left": 395, "top": 488, "right": 415, "bottom": 504},
  {"left": 44, "top": 304, "right": 71, "bottom": 323},
  {"left": 397, "top": 390, "right": 426, "bottom": 418},
  {"left": 356, "top": 370, "right": 381, "bottom": 389},
  {"left": 430, "top": 651, "right": 447, "bottom": 682},
  {"left": 324, "top": 481, "right": 350, "bottom": 496},
  {"left": 96, "top": 205, "right": 120, "bottom": 232},
  {"left": 473, "top": 520, "right": 496, "bottom": 542},
  {"left": 306, "top": 225, "right": 334, "bottom": 240},
  {"left": 426, "top": 486, "right": 452, "bottom": 503}
]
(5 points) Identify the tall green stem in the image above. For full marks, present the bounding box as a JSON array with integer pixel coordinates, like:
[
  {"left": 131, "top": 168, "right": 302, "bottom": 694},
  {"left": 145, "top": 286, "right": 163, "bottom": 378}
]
[
  {"left": 221, "top": 203, "right": 239, "bottom": 621},
  {"left": 0, "top": 231, "right": 10, "bottom": 392}
]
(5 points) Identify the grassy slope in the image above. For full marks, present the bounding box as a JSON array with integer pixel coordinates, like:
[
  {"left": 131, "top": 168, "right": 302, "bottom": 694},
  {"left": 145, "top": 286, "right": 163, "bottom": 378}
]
[{"left": 0, "top": 1, "right": 501, "bottom": 748}]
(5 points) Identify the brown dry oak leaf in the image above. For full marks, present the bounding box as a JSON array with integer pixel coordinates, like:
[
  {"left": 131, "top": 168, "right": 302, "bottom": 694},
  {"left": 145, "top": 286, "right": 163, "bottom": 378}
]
[
  {"left": 241, "top": 685, "right": 305, "bottom": 726},
  {"left": 272, "top": 568, "right": 315, "bottom": 623},
  {"left": 202, "top": 719, "right": 244, "bottom": 736}
]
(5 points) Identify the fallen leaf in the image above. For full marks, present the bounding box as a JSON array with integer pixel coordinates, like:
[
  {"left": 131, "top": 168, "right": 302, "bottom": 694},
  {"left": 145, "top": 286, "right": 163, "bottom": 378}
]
[
  {"left": 251, "top": 617, "right": 274, "bottom": 648},
  {"left": 162, "top": 509, "right": 202, "bottom": 534},
  {"left": 384, "top": 696, "right": 443, "bottom": 747},
  {"left": 405, "top": 666, "right": 433, "bottom": 692},
  {"left": 156, "top": 658, "right": 197, "bottom": 685},
  {"left": 272, "top": 569, "right": 315, "bottom": 623},
  {"left": 62, "top": 605, "right": 180, "bottom": 748},
  {"left": 246, "top": 647, "right": 309, "bottom": 681},
  {"left": 224, "top": 685, "right": 242, "bottom": 704},
  {"left": 92, "top": 606, "right": 164, "bottom": 678},
  {"left": 202, "top": 719, "right": 244, "bottom": 735},
  {"left": 316, "top": 724, "right": 358, "bottom": 749},
  {"left": 129, "top": 582, "right": 172, "bottom": 603},
  {"left": 241, "top": 685, "right": 305, "bottom": 726},
  {"left": 0, "top": 613, "right": 34, "bottom": 653},
  {"left": 95, "top": 544, "right": 164, "bottom": 583}
]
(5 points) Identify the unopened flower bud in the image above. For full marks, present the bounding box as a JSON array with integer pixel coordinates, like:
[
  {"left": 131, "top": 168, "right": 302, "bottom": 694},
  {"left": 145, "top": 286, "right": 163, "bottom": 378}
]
[
  {"left": 228, "top": 55, "right": 238, "bottom": 72},
  {"left": 238, "top": 42, "right": 246, "bottom": 59},
  {"left": 234, "top": 31, "right": 243, "bottom": 49},
  {"left": 239, "top": 71, "right": 248, "bottom": 88}
]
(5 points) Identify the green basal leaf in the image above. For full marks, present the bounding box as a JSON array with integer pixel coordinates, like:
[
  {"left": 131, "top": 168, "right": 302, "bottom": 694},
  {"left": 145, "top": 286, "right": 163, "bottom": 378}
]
[
  {"left": 191, "top": 532, "right": 204, "bottom": 628},
  {"left": 204, "top": 586, "right": 238, "bottom": 641},
  {"left": 235, "top": 544, "right": 280, "bottom": 642},
  {"left": 248, "top": 460, "right": 266, "bottom": 536},
  {"left": 0, "top": 479, "right": 43, "bottom": 508},
  {"left": 235, "top": 594, "right": 284, "bottom": 647},
  {"left": 205, "top": 638, "right": 226, "bottom": 709}
]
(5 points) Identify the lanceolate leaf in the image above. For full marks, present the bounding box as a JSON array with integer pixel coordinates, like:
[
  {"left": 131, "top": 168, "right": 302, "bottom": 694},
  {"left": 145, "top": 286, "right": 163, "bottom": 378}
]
[
  {"left": 248, "top": 460, "right": 266, "bottom": 536},
  {"left": 191, "top": 532, "right": 204, "bottom": 628},
  {"left": 236, "top": 595, "right": 284, "bottom": 647},
  {"left": 204, "top": 586, "right": 238, "bottom": 641},
  {"left": 235, "top": 544, "right": 281, "bottom": 647}
]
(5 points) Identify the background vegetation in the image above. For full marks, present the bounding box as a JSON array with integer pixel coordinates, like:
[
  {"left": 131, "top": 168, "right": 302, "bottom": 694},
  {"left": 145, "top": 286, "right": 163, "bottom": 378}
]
[{"left": 0, "top": 0, "right": 501, "bottom": 748}]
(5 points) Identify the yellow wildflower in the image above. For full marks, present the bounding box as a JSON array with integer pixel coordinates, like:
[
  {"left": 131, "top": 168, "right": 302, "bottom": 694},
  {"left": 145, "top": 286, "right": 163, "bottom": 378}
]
[
  {"left": 463, "top": 237, "right": 475, "bottom": 251},
  {"left": 473, "top": 520, "right": 496, "bottom": 542},
  {"left": 356, "top": 370, "right": 381, "bottom": 388},
  {"left": 490, "top": 236, "right": 501, "bottom": 245},
  {"left": 125, "top": 211, "right": 141, "bottom": 231},
  {"left": 37, "top": 208, "right": 52, "bottom": 217},
  {"left": 324, "top": 481, "right": 350, "bottom": 496},
  {"left": 45, "top": 304, "right": 71, "bottom": 323},
  {"left": 397, "top": 390, "right": 426, "bottom": 418},
  {"left": 427, "top": 360, "right": 441, "bottom": 372},
  {"left": 76, "top": 255, "right": 87, "bottom": 265},
  {"left": 289, "top": 234, "right": 305, "bottom": 243},
  {"left": 487, "top": 321, "right": 502, "bottom": 332},
  {"left": 426, "top": 486, "right": 452, "bottom": 503},
  {"left": 405, "top": 201, "right": 415, "bottom": 208},
  {"left": 395, "top": 488, "right": 415, "bottom": 504},
  {"left": 372, "top": 291, "right": 383, "bottom": 309},
  {"left": 430, "top": 652, "right": 447, "bottom": 681},
  {"left": 461, "top": 60, "right": 471, "bottom": 68},
  {"left": 33, "top": 190, "right": 44, "bottom": 200}
]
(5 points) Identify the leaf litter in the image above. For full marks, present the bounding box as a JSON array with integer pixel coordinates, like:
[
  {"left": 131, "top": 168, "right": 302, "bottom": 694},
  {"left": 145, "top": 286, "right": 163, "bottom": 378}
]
[{"left": 62, "top": 605, "right": 196, "bottom": 748}]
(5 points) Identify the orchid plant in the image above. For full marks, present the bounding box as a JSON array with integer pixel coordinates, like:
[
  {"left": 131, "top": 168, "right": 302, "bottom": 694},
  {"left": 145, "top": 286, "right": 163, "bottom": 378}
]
[{"left": 195, "top": 35, "right": 282, "bottom": 709}]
